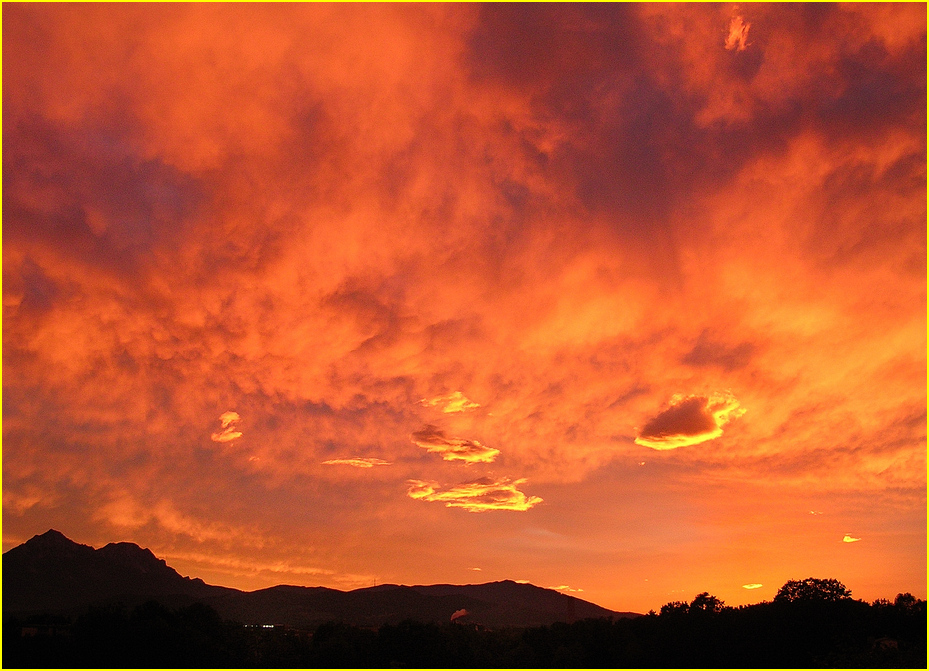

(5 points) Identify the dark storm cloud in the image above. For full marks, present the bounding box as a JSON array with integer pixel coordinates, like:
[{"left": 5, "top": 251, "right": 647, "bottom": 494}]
[
  {"left": 465, "top": 3, "right": 926, "bottom": 240},
  {"left": 815, "top": 31, "right": 926, "bottom": 138},
  {"left": 3, "top": 116, "right": 203, "bottom": 279}
]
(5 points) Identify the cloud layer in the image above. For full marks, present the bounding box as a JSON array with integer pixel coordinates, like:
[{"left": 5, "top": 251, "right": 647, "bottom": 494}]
[{"left": 2, "top": 3, "right": 924, "bottom": 612}]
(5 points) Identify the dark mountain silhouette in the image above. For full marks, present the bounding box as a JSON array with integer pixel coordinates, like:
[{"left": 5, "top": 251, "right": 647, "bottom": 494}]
[
  {"left": 3, "top": 530, "right": 237, "bottom": 615},
  {"left": 3, "top": 530, "right": 637, "bottom": 628}
]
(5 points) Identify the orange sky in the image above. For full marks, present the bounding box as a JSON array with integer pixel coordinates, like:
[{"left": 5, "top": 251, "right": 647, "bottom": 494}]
[{"left": 3, "top": 3, "right": 925, "bottom": 614}]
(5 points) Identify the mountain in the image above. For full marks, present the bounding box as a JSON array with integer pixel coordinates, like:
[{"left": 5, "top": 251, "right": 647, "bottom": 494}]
[
  {"left": 3, "top": 530, "right": 639, "bottom": 627},
  {"left": 3, "top": 530, "right": 238, "bottom": 615}
]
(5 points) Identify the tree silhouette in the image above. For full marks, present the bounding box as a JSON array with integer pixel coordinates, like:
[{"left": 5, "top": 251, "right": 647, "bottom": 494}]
[
  {"left": 690, "top": 592, "right": 725, "bottom": 614},
  {"left": 773, "top": 577, "right": 852, "bottom": 603},
  {"left": 658, "top": 600, "right": 690, "bottom": 616},
  {"left": 894, "top": 592, "right": 918, "bottom": 611}
]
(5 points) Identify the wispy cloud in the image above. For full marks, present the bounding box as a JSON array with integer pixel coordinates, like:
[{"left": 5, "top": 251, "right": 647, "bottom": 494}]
[
  {"left": 211, "top": 411, "right": 242, "bottom": 443},
  {"left": 634, "top": 392, "right": 745, "bottom": 450},
  {"left": 2, "top": 486, "right": 54, "bottom": 515},
  {"left": 549, "top": 584, "right": 584, "bottom": 592},
  {"left": 419, "top": 391, "right": 480, "bottom": 413},
  {"left": 742, "top": 583, "right": 764, "bottom": 590},
  {"left": 95, "top": 491, "right": 260, "bottom": 545},
  {"left": 322, "top": 457, "right": 391, "bottom": 468},
  {"left": 167, "top": 550, "right": 337, "bottom": 579},
  {"left": 410, "top": 425, "right": 500, "bottom": 463},
  {"left": 406, "top": 477, "right": 542, "bottom": 512}
]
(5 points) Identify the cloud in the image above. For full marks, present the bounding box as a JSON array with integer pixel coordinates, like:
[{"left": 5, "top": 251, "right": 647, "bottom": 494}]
[
  {"left": 842, "top": 535, "right": 861, "bottom": 543},
  {"left": 410, "top": 425, "right": 500, "bottom": 463},
  {"left": 450, "top": 608, "right": 468, "bottom": 621},
  {"left": 96, "top": 491, "right": 259, "bottom": 545},
  {"left": 419, "top": 391, "right": 480, "bottom": 413},
  {"left": 634, "top": 392, "right": 745, "bottom": 450},
  {"left": 406, "top": 477, "right": 542, "bottom": 512},
  {"left": 167, "top": 549, "right": 337, "bottom": 579},
  {"left": 681, "top": 331, "right": 756, "bottom": 371},
  {"left": 322, "top": 458, "right": 391, "bottom": 468},
  {"left": 2, "top": 486, "right": 53, "bottom": 515},
  {"left": 549, "top": 585, "right": 584, "bottom": 592},
  {"left": 211, "top": 411, "right": 242, "bottom": 443},
  {"left": 1, "top": 3, "right": 924, "bottom": 612},
  {"left": 742, "top": 583, "right": 764, "bottom": 590},
  {"left": 724, "top": 15, "right": 751, "bottom": 51}
]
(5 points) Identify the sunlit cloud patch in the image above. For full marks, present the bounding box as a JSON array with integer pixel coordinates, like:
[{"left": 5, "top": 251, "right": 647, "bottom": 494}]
[
  {"left": 210, "top": 411, "right": 242, "bottom": 443},
  {"left": 322, "top": 458, "right": 391, "bottom": 468},
  {"left": 634, "top": 392, "right": 745, "bottom": 450},
  {"left": 406, "top": 477, "right": 542, "bottom": 512},
  {"left": 410, "top": 425, "right": 500, "bottom": 463},
  {"left": 419, "top": 391, "right": 480, "bottom": 414},
  {"left": 725, "top": 15, "right": 751, "bottom": 51},
  {"left": 549, "top": 585, "right": 584, "bottom": 593},
  {"left": 842, "top": 535, "right": 862, "bottom": 543},
  {"left": 742, "top": 583, "right": 764, "bottom": 590}
]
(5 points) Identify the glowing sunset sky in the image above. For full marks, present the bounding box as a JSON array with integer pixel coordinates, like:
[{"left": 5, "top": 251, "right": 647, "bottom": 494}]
[{"left": 3, "top": 4, "right": 925, "bottom": 613}]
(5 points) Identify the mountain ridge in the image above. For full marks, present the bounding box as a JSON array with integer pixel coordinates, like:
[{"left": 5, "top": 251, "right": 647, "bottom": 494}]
[{"left": 3, "top": 530, "right": 639, "bottom": 627}]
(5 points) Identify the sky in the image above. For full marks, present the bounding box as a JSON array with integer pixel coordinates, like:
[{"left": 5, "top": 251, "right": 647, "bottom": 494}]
[{"left": 2, "top": 3, "right": 926, "bottom": 614}]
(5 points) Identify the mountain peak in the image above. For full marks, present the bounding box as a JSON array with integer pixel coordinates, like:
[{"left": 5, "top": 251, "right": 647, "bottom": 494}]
[
  {"left": 29, "top": 529, "right": 78, "bottom": 546},
  {"left": 4, "top": 530, "right": 234, "bottom": 614},
  {"left": 15, "top": 529, "right": 95, "bottom": 558}
]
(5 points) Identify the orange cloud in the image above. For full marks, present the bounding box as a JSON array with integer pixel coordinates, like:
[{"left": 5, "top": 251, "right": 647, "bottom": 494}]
[
  {"left": 322, "top": 458, "right": 391, "bottom": 468},
  {"left": 2, "top": 3, "right": 924, "bottom": 612},
  {"left": 634, "top": 392, "right": 745, "bottom": 450},
  {"left": 419, "top": 391, "right": 480, "bottom": 413},
  {"left": 406, "top": 477, "right": 542, "bottom": 512},
  {"left": 210, "top": 411, "right": 242, "bottom": 443},
  {"left": 410, "top": 425, "right": 500, "bottom": 463}
]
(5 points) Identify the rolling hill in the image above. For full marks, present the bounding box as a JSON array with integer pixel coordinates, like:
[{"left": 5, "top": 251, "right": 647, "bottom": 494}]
[{"left": 3, "top": 530, "right": 638, "bottom": 628}]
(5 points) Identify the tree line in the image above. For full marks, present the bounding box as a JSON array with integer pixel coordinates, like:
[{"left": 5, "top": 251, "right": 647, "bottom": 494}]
[{"left": 3, "top": 578, "right": 925, "bottom": 668}]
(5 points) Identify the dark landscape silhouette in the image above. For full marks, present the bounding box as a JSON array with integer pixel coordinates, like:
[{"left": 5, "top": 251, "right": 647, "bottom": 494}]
[{"left": 3, "top": 530, "right": 926, "bottom": 667}]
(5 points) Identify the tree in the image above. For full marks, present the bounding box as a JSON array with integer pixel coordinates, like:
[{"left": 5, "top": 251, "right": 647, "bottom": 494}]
[
  {"left": 659, "top": 600, "right": 690, "bottom": 616},
  {"left": 690, "top": 592, "right": 725, "bottom": 614},
  {"left": 893, "top": 592, "right": 917, "bottom": 610},
  {"left": 773, "top": 577, "right": 852, "bottom": 603}
]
